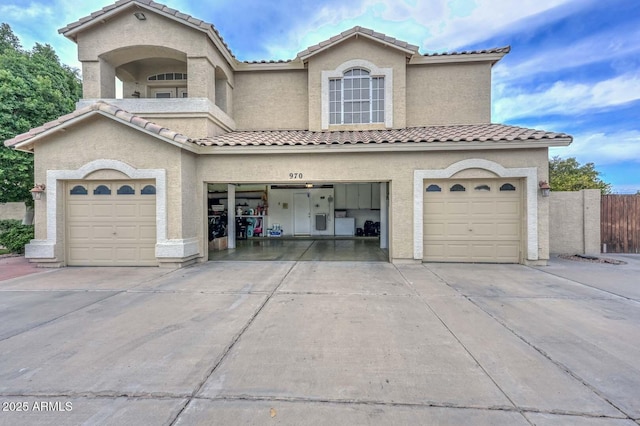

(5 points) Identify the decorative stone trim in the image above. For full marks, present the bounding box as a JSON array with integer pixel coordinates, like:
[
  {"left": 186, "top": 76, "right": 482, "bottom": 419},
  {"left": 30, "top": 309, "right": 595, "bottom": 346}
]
[
  {"left": 413, "top": 159, "right": 539, "bottom": 261},
  {"left": 321, "top": 59, "right": 393, "bottom": 130}
]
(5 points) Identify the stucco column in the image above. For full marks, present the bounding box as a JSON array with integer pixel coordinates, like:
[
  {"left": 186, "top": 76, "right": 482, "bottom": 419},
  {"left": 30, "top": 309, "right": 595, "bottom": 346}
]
[
  {"left": 187, "top": 57, "right": 216, "bottom": 99},
  {"left": 380, "top": 182, "right": 388, "bottom": 249},
  {"left": 228, "top": 184, "right": 236, "bottom": 249}
]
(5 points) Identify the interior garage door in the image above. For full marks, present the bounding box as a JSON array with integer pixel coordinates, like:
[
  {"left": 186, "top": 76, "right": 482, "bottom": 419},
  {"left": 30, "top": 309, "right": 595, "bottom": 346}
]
[
  {"left": 423, "top": 179, "right": 522, "bottom": 263},
  {"left": 66, "top": 181, "right": 157, "bottom": 266}
]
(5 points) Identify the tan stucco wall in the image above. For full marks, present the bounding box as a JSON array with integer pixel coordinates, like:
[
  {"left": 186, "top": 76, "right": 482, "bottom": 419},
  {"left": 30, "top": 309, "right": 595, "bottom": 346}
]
[
  {"left": 76, "top": 10, "right": 232, "bottom": 100},
  {"left": 406, "top": 62, "right": 491, "bottom": 126},
  {"left": 0, "top": 202, "right": 26, "bottom": 221},
  {"left": 197, "top": 147, "right": 550, "bottom": 261},
  {"left": 32, "top": 116, "right": 191, "bottom": 262},
  {"left": 233, "top": 70, "right": 308, "bottom": 130},
  {"left": 306, "top": 37, "right": 408, "bottom": 131},
  {"left": 549, "top": 189, "right": 601, "bottom": 255}
]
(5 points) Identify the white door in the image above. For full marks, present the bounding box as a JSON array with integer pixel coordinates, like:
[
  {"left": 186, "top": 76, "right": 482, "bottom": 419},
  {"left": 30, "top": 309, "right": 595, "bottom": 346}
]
[
  {"left": 66, "top": 180, "right": 157, "bottom": 266},
  {"left": 423, "top": 179, "right": 522, "bottom": 263},
  {"left": 293, "top": 192, "right": 311, "bottom": 235}
]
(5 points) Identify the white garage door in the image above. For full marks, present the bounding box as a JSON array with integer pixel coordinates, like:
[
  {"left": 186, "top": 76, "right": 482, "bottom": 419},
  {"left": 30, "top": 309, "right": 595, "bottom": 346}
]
[
  {"left": 423, "top": 179, "right": 522, "bottom": 263},
  {"left": 66, "top": 181, "right": 157, "bottom": 266}
]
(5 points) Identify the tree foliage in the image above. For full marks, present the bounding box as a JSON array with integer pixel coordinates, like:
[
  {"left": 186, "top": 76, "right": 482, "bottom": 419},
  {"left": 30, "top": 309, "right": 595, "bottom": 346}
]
[
  {"left": 549, "top": 156, "right": 612, "bottom": 194},
  {"left": 0, "top": 23, "right": 82, "bottom": 204}
]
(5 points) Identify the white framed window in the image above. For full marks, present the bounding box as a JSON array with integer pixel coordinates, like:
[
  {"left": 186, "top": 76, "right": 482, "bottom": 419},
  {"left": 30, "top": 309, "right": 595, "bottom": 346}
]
[
  {"left": 322, "top": 59, "right": 392, "bottom": 129},
  {"left": 329, "top": 68, "right": 384, "bottom": 124}
]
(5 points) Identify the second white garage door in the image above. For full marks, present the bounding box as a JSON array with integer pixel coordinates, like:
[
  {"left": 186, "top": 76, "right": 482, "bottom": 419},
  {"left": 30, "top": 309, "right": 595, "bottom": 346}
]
[
  {"left": 423, "top": 179, "right": 522, "bottom": 263},
  {"left": 66, "top": 180, "right": 157, "bottom": 266}
]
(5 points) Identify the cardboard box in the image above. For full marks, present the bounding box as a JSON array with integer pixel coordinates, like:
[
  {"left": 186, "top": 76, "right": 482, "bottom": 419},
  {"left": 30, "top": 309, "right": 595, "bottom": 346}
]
[{"left": 208, "top": 236, "right": 228, "bottom": 250}]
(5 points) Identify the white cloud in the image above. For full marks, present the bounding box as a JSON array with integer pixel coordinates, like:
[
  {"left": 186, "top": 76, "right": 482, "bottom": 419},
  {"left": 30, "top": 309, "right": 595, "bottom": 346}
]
[
  {"left": 494, "top": 24, "right": 640, "bottom": 82},
  {"left": 494, "top": 72, "right": 640, "bottom": 122},
  {"left": 549, "top": 130, "right": 640, "bottom": 166},
  {"left": 264, "top": 0, "right": 578, "bottom": 59},
  {"left": 0, "top": 4, "right": 50, "bottom": 20}
]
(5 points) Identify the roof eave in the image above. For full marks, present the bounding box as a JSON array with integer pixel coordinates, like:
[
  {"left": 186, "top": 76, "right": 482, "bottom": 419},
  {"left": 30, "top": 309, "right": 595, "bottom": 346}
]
[
  {"left": 298, "top": 32, "right": 418, "bottom": 62},
  {"left": 8, "top": 110, "right": 201, "bottom": 154},
  {"left": 194, "top": 137, "right": 573, "bottom": 154},
  {"left": 59, "top": 2, "right": 238, "bottom": 67},
  {"left": 409, "top": 51, "right": 509, "bottom": 66}
]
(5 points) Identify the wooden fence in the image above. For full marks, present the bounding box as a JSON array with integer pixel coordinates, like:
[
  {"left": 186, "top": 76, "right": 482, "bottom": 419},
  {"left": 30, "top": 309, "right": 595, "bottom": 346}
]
[{"left": 601, "top": 195, "right": 640, "bottom": 253}]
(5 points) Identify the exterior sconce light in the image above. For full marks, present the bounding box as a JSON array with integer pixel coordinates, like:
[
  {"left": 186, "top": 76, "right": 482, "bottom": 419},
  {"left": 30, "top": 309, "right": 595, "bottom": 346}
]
[
  {"left": 539, "top": 181, "right": 551, "bottom": 197},
  {"left": 30, "top": 184, "right": 46, "bottom": 201},
  {"left": 133, "top": 12, "right": 146, "bottom": 21}
]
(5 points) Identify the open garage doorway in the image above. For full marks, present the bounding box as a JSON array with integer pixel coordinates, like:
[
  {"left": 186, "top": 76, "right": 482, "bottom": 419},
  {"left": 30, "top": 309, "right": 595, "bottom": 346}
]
[{"left": 206, "top": 182, "right": 389, "bottom": 261}]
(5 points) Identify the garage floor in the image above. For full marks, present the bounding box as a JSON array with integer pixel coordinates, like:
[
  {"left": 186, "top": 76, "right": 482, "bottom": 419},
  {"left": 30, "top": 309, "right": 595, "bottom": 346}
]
[{"left": 208, "top": 238, "right": 388, "bottom": 261}]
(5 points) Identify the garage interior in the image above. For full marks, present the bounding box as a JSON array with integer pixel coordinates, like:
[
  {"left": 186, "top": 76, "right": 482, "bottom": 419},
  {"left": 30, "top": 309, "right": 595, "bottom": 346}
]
[{"left": 207, "top": 182, "right": 389, "bottom": 261}]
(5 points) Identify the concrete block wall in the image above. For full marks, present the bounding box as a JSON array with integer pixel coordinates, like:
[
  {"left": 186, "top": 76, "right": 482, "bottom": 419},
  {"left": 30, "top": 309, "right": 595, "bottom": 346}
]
[
  {"left": 549, "top": 189, "right": 601, "bottom": 255},
  {"left": 0, "top": 202, "right": 26, "bottom": 221}
]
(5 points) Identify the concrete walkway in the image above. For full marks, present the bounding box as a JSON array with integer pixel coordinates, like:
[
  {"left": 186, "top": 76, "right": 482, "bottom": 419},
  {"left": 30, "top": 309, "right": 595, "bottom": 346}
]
[{"left": 0, "top": 257, "right": 638, "bottom": 425}]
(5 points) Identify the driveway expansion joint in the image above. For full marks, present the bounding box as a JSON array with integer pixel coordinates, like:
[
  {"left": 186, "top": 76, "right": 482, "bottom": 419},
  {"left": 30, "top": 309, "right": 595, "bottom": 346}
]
[{"left": 167, "top": 261, "right": 299, "bottom": 425}]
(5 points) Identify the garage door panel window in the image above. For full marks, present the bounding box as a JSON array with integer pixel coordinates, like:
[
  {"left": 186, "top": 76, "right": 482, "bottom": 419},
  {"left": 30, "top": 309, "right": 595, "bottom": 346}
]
[
  {"left": 117, "top": 185, "right": 135, "bottom": 195},
  {"left": 141, "top": 185, "right": 156, "bottom": 195},
  {"left": 474, "top": 184, "right": 491, "bottom": 191},
  {"left": 450, "top": 184, "right": 466, "bottom": 192},
  {"left": 426, "top": 184, "right": 442, "bottom": 192},
  {"left": 70, "top": 185, "right": 88, "bottom": 195},
  {"left": 500, "top": 183, "right": 516, "bottom": 191},
  {"left": 93, "top": 185, "right": 111, "bottom": 195}
]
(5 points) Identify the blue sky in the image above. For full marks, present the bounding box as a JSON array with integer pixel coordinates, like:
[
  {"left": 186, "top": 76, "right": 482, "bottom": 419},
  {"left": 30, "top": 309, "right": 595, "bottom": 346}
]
[{"left": 2, "top": 0, "right": 639, "bottom": 193}]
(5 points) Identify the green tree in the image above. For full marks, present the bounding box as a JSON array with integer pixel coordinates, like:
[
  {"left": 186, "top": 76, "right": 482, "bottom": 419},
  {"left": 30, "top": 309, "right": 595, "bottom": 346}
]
[
  {"left": 0, "top": 23, "right": 82, "bottom": 205},
  {"left": 549, "top": 156, "right": 612, "bottom": 194}
]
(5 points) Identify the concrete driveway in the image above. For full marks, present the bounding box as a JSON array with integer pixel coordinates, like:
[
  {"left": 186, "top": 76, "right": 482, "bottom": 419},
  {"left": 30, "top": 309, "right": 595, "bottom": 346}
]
[{"left": 0, "top": 256, "right": 638, "bottom": 425}]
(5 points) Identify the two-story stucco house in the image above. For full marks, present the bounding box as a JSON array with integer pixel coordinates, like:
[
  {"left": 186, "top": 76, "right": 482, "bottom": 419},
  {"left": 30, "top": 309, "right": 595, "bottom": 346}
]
[{"left": 4, "top": 0, "right": 572, "bottom": 267}]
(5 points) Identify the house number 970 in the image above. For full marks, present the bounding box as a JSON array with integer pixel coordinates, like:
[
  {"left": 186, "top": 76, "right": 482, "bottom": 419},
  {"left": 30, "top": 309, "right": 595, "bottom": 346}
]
[{"left": 289, "top": 173, "right": 303, "bottom": 179}]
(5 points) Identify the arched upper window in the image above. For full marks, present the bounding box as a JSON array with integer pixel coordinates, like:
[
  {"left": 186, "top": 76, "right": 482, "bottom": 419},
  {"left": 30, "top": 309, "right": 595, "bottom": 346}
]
[
  {"left": 329, "top": 68, "right": 384, "bottom": 125},
  {"left": 148, "top": 72, "right": 187, "bottom": 81}
]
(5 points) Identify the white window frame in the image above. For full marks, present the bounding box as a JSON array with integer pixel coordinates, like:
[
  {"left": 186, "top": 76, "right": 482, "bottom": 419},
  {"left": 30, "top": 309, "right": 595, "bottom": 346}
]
[
  {"left": 322, "top": 59, "right": 393, "bottom": 129},
  {"left": 329, "top": 69, "right": 385, "bottom": 125}
]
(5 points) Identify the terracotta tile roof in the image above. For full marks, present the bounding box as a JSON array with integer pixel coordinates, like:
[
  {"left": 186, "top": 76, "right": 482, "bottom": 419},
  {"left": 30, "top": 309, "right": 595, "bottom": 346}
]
[
  {"left": 58, "top": 0, "right": 235, "bottom": 59},
  {"left": 297, "top": 26, "right": 420, "bottom": 59},
  {"left": 4, "top": 101, "right": 194, "bottom": 149},
  {"left": 423, "top": 46, "right": 511, "bottom": 57},
  {"left": 194, "top": 124, "right": 572, "bottom": 147},
  {"left": 5, "top": 101, "right": 571, "bottom": 151}
]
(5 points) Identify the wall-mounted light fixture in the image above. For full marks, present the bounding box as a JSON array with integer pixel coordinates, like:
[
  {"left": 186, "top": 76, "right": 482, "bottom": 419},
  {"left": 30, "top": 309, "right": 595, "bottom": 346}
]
[
  {"left": 539, "top": 180, "right": 551, "bottom": 197},
  {"left": 30, "top": 184, "right": 46, "bottom": 201},
  {"left": 133, "top": 11, "right": 146, "bottom": 21}
]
